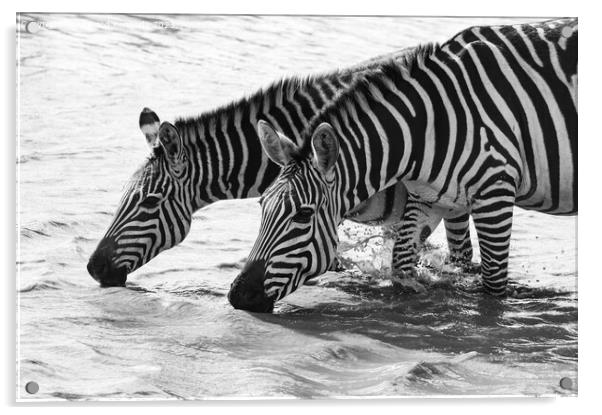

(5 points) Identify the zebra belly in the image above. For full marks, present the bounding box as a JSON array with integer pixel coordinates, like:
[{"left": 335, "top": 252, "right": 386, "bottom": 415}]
[
  {"left": 515, "top": 135, "right": 577, "bottom": 215},
  {"left": 403, "top": 180, "right": 469, "bottom": 214},
  {"left": 516, "top": 185, "right": 577, "bottom": 216},
  {"left": 345, "top": 181, "right": 408, "bottom": 226}
]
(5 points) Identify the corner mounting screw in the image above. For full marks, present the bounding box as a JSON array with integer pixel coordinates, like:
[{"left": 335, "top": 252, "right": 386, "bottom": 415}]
[
  {"left": 559, "top": 377, "right": 573, "bottom": 390},
  {"left": 25, "top": 381, "right": 39, "bottom": 395}
]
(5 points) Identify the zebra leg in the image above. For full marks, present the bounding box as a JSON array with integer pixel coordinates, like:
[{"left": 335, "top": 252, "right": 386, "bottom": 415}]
[
  {"left": 390, "top": 196, "right": 443, "bottom": 280},
  {"left": 328, "top": 255, "right": 346, "bottom": 272},
  {"left": 471, "top": 185, "right": 516, "bottom": 296},
  {"left": 443, "top": 213, "right": 476, "bottom": 271}
]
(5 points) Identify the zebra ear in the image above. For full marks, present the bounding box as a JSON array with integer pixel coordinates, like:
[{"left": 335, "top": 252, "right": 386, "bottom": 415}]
[
  {"left": 139, "top": 107, "right": 160, "bottom": 147},
  {"left": 158, "top": 122, "right": 183, "bottom": 164},
  {"left": 257, "top": 120, "right": 297, "bottom": 166},
  {"left": 311, "top": 122, "right": 339, "bottom": 180}
]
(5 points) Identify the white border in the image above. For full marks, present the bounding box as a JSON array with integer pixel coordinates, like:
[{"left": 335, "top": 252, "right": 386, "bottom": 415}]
[{"left": 4, "top": 0, "right": 598, "bottom": 414}]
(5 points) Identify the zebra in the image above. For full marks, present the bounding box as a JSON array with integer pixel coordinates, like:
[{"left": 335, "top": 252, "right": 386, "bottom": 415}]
[
  {"left": 228, "top": 18, "right": 577, "bottom": 312},
  {"left": 87, "top": 47, "right": 476, "bottom": 287}
]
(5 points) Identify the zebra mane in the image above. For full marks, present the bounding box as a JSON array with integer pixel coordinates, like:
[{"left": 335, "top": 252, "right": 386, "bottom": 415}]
[
  {"left": 122, "top": 44, "right": 436, "bottom": 192},
  {"left": 293, "top": 42, "right": 440, "bottom": 160},
  {"left": 168, "top": 45, "right": 427, "bottom": 145},
  {"left": 122, "top": 147, "right": 162, "bottom": 193},
  {"left": 170, "top": 67, "right": 361, "bottom": 144}
]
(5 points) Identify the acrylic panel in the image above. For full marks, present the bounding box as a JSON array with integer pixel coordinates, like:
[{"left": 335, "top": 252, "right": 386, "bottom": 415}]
[{"left": 16, "top": 13, "right": 577, "bottom": 400}]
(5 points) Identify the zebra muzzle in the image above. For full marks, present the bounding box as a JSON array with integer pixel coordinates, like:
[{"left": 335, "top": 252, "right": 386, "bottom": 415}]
[
  {"left": 87, "top": 238, "right": 128, "bottom": 287},
  {"left": 228, "top": 260, "right": 275, "bottom": 313}
]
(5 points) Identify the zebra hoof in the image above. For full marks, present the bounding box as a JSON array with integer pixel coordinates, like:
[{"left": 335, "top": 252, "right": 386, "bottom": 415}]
[
  {"left": 447, "top": 256, "right": 480, "bottom": 274},
  {"left": 505, "top": 284, "right": 534, "bottom": 299},
  {"left": 391, "top": 269, "right": 426, "bottom": 294},
  {"left": 392, "top": 267, "right": 418, "bottom": 280},
  {"left": 391, "top": 278, "right": 427, "bottom": 294},
  {"left": 461, "top": 262, "right": 481, "bottom": 274}
]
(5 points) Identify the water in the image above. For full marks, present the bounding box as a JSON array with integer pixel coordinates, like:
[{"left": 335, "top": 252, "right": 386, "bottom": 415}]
[{"left": 16, "top": 14, "right": 577, "bottom": 400}]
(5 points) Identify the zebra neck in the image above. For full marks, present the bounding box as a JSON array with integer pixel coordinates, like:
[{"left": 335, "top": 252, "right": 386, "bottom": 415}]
[
  {"left": 175, "top": 70, "right": 358, "bottom": 210},
  {"left": 324, "top": 62, "right": 434, "bottom": 217},
  {"left": 184, "top": 104, "right": 280, "bottom": 207}
]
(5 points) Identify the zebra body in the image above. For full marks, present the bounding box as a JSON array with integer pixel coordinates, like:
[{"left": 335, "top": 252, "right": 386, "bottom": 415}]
[
  {"left": 87, "top": 48, "right": 473, "bottom": 285},
  {"left": 229, "top": 18, "right": 577, "bottom": 311}
]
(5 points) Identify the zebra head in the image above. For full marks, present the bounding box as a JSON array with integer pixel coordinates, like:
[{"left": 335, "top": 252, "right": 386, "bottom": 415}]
[
  {"left": 87, "top": 108, "right": 195, "bottom": 287},
  {"left": 228, "top": 120, "right": 341, "bottom": 312}
]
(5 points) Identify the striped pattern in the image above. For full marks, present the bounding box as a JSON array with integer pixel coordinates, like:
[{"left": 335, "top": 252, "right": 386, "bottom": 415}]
[
  {"left": 91, "top": 68, "right": 361, "bottom": 278},
  {"left": 104, "top": 146, "right": 194, "bottom": 273},
  {"left": 251, "top": 163, "right": 339, "bottom": 299},
  {"left": 236, "top": 18, "right": 577, "bottom": 303},
  {"left": 90, "top": 47, "right": 475, "bottom": 282}
]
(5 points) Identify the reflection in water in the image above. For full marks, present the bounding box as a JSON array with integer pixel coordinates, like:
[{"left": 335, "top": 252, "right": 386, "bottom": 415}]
[{"left": 17, "top": 14, "right": 576, "bottom": 399}]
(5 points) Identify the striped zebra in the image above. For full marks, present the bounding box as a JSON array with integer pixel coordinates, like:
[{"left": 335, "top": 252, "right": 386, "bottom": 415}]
[
  {"left": 87, "top": 48, "right": 475, "bottom": 286},
  {"left": 228, "top": 18, "right": 577, "bottom": 312}
]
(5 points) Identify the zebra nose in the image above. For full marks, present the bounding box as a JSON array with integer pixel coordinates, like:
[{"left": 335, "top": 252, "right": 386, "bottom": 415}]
[
  {"left": 228, "top": 261, "right": 274, "bottom": 313},
  {"left": 87, "top": 253, "right": 109, "bottom": 282},
  {"left": 87, "top": 239, "right": 127, "bottom": 287}
]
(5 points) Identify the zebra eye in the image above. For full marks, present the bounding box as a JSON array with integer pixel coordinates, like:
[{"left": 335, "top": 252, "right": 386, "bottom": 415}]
[
  {"left": 140, "top": 194, "right": 162, "bottom": 208},
  {"left": 292, "top": 207, "right": 314, "bottom": 223}
]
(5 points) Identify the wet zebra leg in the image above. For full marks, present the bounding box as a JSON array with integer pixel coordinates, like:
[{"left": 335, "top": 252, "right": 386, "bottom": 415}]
[
  {"left": 390, "top": 195, "right": 443, "bottom": 281},
  {"left": 471, "top": 184, "right": 516, "bottom": 296},
  {"left": 443, "top": 213, "right": 477, "bottom": 271},
  {"left": 328, "top": 255, "right": 346, "bottom": 272}
]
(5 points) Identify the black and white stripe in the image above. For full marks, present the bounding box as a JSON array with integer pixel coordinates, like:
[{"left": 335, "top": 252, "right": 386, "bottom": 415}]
[
  {"left": 231, "top": 18, "right": 577, "bottom": 307},
  {"left": 89, "top": 48, "right": 475, "bottom": 285}
]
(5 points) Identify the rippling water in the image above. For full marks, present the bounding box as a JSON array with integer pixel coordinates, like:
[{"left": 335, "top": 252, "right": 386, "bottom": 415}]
[{"left": 17, "top": 14, "right": 577, "bottom": 400}]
